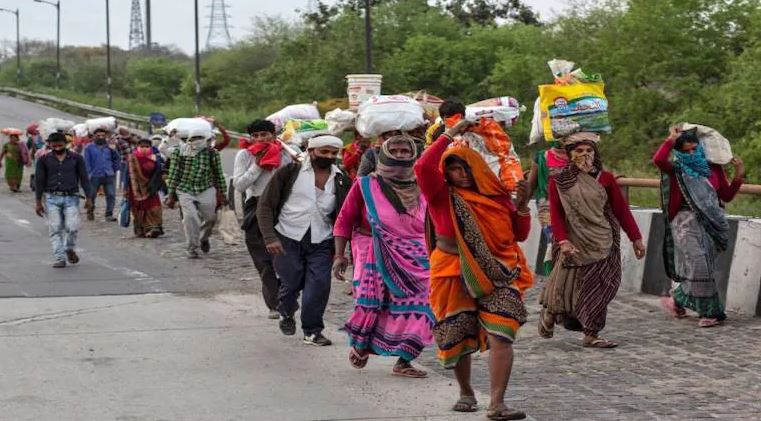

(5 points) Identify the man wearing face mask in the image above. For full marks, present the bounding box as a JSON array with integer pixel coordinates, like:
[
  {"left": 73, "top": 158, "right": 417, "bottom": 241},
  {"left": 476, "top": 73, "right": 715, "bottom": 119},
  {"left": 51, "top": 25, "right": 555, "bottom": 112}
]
[
  {"left": 34, "top": 132, "right": 93, "bottom": 268},
  {"left": 165, "top": 128, "right": 227, "bottom": 259},
  {"left": 83, "top": 128, "right": 120, "bottom": 222},
  {"left": 257, "top": 135, "right": 349, "bottom": 346}
]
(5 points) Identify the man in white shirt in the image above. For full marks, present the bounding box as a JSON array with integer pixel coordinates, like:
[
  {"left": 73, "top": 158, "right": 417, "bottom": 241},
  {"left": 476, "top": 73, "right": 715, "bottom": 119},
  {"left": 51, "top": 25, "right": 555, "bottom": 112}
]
[
  {"left": 233, "top": 120, "right": 294, "bottom": 319},
  {"left": 257, "top": 135, "right": 349, "bottom": 346}
]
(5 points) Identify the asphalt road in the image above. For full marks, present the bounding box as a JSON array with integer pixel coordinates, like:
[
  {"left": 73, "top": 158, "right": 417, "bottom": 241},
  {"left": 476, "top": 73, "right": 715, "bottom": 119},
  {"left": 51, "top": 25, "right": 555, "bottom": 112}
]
[{"left": 0, "top": 95, "right": 246, "bottom": 297}]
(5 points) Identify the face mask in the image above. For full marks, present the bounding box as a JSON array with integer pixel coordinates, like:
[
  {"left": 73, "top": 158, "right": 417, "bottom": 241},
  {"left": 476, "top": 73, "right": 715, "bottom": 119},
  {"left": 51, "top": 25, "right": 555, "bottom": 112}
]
[
  {"left": 311, "top": 156, "right": 336, "bottom": 169},
  {"left": 572, "top": 151, "right": 595, "bottom": 173},
  {"left": 95, "top": 138, "right": 106, "bottom": 145}
]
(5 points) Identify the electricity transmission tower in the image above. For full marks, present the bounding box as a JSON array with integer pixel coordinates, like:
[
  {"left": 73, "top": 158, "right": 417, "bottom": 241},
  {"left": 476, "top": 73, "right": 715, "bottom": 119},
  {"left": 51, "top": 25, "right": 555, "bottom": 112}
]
[
  {"left": 128, "top": 0, "right": 145, "bottom": 50},
  {"left": 205, "top": 0, "right": 232, "bottom": 50}
]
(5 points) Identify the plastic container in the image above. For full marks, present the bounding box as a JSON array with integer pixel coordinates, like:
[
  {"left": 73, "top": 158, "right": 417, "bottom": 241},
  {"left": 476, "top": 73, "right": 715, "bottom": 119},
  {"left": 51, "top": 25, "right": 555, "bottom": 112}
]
[{"left": 346, "top": 74, "right": 383, "bottom": 111}]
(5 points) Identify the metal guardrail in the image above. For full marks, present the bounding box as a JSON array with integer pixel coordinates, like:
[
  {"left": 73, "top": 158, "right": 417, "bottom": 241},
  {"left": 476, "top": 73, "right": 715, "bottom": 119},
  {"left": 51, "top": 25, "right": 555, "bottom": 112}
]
[
  {"left": 0, "top": 86, "right": 150, "bottom": 129},
  {"left": 0, "top": 85, "right": 253, "bottom": 140},
  {"left": 618, "top": 177, "right": 761, "bottom": 196}
]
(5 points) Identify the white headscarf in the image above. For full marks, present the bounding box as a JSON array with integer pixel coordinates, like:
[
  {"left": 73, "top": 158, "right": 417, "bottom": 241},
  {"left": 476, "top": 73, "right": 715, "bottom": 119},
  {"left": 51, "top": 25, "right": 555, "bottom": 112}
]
[{"left": 307, "top": 135, "right": 343, "bottom": 150}]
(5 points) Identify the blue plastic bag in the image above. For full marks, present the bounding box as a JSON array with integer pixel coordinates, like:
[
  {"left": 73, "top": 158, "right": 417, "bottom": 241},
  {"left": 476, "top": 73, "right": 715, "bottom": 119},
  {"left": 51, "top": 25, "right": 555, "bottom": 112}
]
[{"left": 119, "top": 198, "right": 131, "bottom": 228}]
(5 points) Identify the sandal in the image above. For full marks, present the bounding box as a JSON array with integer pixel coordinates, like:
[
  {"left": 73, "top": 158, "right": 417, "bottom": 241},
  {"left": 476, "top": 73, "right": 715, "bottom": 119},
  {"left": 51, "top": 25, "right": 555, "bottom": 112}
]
[
  {"left": 583, "top": 337, "right": 618, "bottom": 348},
  {"left": 538, "top": 309, "right": 554, "bottom": 339},
  {"left": 392, "top": 361, "right": 427, "bottom": 378},
  {"left": 698, "top": 318, "right": 720, "bottom": 328},
  {"left": 486, "top": 404, "right": 526, "bottom": 420},
  {"left": 452, "top": 395, "right": 478, "bottom": 413},
  {"left": 349, "top": 348, "right": 369, "bottom": 369}
]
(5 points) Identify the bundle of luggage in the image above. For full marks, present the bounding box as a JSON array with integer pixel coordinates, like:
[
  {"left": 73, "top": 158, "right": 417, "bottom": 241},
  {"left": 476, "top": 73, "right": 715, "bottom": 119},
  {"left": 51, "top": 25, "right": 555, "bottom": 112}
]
[{"left": 530, "top": 59, "right": 612, "bottom": 144}]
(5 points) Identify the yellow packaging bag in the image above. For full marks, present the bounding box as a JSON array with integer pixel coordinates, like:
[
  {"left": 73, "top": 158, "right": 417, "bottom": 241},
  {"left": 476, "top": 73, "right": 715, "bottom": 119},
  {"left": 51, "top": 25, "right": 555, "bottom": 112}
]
[{"left": 538, "top": 82, "right": 611, "bottom": 141}]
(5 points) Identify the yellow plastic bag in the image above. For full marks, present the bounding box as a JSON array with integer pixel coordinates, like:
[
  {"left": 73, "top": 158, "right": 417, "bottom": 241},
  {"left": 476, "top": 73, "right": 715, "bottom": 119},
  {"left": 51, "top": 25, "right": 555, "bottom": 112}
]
[{"left": 538, "top": 82, "right": 611, "bottom": 141}]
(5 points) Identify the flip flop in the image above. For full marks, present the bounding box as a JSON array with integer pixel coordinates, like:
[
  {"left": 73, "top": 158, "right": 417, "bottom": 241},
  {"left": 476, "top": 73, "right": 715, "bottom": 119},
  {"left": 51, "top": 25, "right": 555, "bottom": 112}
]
[
  {"left": 583, "top": 337, "right": 618, "bottom": 348},
  {"left": 486, "top": 405, "right": 527, "bottom": 420},
  {"left": 698, "top": 318, "right": 720, "bottom": 328},
  {"left": 349, "top": 348, "right": 368, "bottom": 369},
  {"left": 452, "top": 395, "right": 478, "bottom": 413},
  {"left": 392, "top": 363, "right": 427, "bottom": 378}
]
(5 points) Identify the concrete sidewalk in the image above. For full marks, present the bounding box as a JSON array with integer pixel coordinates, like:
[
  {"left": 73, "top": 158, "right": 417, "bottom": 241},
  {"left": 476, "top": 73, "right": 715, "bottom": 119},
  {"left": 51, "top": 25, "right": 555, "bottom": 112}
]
[{"left": 0, "top": 293, "right": 492, "bottom": 421}]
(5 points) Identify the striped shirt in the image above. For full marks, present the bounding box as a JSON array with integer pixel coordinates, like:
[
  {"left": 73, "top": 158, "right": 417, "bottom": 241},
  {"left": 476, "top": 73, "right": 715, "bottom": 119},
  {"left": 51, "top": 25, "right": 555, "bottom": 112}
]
[{"left": 166, "top": 147, "right": 225, "bottom": 196}]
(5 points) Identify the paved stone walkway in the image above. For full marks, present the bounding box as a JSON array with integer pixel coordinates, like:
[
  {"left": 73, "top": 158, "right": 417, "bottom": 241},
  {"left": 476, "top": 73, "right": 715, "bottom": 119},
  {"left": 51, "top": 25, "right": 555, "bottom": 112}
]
[{"left": 18, "top": 189, "right": 761, "bottom": 420}]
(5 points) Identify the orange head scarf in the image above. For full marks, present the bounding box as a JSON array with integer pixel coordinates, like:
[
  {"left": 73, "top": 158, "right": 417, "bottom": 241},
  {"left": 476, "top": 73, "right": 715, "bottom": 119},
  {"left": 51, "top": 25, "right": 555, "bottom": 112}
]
[{"left": 440, "top": 147, "right": 533, "bottom": 298}]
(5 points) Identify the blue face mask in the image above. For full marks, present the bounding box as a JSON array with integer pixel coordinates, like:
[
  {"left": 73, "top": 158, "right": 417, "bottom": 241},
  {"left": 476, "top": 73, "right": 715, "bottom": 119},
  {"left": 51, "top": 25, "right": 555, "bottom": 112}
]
[{"left": 674, "top": 144, "right": 710, "bottom": 178}]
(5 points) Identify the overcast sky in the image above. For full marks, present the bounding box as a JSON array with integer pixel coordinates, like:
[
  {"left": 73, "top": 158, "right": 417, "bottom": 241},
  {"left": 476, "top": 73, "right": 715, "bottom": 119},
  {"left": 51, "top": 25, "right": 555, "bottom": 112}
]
[{"left": 0, "top": 0, "right": 567, "bottom": 54}]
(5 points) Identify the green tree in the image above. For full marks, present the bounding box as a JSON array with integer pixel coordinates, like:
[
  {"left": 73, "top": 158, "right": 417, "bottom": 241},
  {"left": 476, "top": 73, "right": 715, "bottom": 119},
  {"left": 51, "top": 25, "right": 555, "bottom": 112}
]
[{"left": 126, "top": 58, "right": 189, "bottom": 103}]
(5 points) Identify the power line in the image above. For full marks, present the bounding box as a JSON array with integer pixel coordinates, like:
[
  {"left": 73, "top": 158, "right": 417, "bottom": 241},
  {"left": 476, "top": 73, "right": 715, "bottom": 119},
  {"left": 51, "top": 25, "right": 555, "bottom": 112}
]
[{"left": 205, "top": 0, "right": 232, "bottom": 50}]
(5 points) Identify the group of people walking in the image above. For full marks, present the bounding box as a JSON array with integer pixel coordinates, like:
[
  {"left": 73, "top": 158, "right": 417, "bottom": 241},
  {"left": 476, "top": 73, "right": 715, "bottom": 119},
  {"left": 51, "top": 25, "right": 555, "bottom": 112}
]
[
  {"left": 14, "top": 117, "right": 230, "bottom": 267},
  {"left": 5, "top": 95, "right": 746, "bottom": 420}
]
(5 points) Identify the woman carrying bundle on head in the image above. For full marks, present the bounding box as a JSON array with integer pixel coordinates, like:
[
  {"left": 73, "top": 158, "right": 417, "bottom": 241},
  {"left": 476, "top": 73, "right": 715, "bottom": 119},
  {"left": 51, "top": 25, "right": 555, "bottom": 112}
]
[
  {"left": 538, "top": 132, "right": 646, "bottom": 348},
  {"left": 655, "top": 127, "right": 745, "bottom": 328},
  {"left": 415, "top": 119, "right": 534, "bottom": 420},
  {"left": 333, "top": 134, "right": 434, "bottom": 378}
]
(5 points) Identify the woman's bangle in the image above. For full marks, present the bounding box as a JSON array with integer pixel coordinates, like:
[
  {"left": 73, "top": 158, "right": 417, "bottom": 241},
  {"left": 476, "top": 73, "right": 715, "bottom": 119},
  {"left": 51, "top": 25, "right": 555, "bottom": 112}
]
[{"left": 333, "top": 255, "right": 348, "bottom": 262}]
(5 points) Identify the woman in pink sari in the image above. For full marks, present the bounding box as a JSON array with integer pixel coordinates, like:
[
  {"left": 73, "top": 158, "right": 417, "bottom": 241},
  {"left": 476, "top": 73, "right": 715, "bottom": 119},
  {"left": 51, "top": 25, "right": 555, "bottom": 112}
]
[{"left": 333, "top": 135, "right": 434, "bottom": 378}]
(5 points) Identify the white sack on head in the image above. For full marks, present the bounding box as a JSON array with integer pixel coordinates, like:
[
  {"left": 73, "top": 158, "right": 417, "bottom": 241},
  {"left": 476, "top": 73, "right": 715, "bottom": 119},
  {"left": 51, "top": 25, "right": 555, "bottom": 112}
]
[
  {"left": 355, "top": 95, "right": 425, "bottom": 139},
  {"left": 678, "top": 122, "right": 733, "bottom": 165},
  {"left": 39, "top": 118, "right": 76, "bottom": 140},
  {"left": 325, "top": 108, "right": 356, "bottom": 135},
  {"left": 85, "top": 116, "right": 117, "bottom": 135},
  {"left": 164, "top": 118, "right": 213, "bottom": 139},
  {"left": 267, "top": 104, "right": 321, "bottom": 131}
]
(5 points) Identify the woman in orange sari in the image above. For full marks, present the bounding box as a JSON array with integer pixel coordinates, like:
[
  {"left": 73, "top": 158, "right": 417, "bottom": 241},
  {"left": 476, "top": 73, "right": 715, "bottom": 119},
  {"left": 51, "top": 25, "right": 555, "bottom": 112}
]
[{"left": 415, "top": 119, "right": 533, "bottom": 421}]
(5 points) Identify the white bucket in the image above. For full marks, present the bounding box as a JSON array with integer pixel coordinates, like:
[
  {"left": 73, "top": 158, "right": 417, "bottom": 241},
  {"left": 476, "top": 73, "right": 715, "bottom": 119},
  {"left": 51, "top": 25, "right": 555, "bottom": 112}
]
[{"left": 346, "top": 74, "right": 383, "bottom": 111}]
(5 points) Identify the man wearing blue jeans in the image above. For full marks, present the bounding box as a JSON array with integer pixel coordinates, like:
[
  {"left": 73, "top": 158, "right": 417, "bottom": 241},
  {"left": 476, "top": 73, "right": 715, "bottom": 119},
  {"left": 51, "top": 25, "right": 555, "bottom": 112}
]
[
  {"left": 34, "top": 132, "right": 93, "bottom": 268},
  {"left": 83, "top": 128, "right": 120, "bottom": 221}
]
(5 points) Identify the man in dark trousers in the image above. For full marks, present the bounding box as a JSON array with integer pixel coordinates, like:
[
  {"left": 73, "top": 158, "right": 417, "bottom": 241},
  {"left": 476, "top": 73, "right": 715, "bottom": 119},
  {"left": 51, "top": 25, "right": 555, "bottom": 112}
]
[
  {"left": 257, "top": 135, "right": 348, "bottom": 346},
  {"left": 233, "top": 119, "right": 295, "bottom": 319},
  {"left": 83, "top": 127, "right": 120, "bottom": 221},
  {"left": 34, "top": 132, "right": 93, "bottom": 268}
]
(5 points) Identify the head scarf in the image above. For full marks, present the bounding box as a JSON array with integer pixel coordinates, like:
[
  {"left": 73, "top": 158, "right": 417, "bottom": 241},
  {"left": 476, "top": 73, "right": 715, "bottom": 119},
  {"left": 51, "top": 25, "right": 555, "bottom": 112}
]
[
  {"left": 248, "top": 139, "right": 283, "bottom": 171},
  {"left": 564, "top": 133, "right": 603, "bottom": 174},
  {"left": 178, "top": 128, "right": 210, "bottom": 157},
  {"left": 674, "top": 144, "right": 710, "bottom": 178},
  {"left": 375, "top": 135, "right": 420, "bottom": 213},
  {"left": 440, "top": 146, "right": 507, "bottom": 197},
  {"left": 438, "top": 146, "right": 534, "bottom": 299},
  {"left": 308, "top": 135, "right": 343, "bottom": 150}
]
